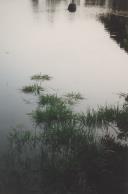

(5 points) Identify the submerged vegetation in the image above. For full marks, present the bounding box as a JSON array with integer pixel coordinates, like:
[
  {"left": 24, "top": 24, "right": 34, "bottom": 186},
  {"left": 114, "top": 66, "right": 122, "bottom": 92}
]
[{"left": 1, "top": 74, "right": 128, "bottom": 194}]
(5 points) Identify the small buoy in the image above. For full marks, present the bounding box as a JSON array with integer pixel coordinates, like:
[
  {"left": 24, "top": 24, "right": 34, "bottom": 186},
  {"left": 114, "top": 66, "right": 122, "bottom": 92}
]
[{"left": 68, "top": 3, "right": 76, "bottom": 12}]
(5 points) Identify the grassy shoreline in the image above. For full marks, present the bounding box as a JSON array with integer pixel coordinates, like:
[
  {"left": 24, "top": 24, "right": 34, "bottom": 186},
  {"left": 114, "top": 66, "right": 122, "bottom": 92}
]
[{"left": 1, "top": 74, "right": 128, "bottom": 194}]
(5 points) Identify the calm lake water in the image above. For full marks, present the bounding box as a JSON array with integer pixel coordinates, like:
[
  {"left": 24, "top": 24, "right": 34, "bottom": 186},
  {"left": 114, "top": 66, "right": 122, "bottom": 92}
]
[{"left": 0, "top": 0, "right": 128, "bottom": 143}]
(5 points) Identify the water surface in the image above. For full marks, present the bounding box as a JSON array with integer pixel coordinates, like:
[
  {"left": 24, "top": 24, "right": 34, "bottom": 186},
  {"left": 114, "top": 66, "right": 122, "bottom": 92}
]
[{"left": 0, "top": 0, "right": 128, "bottom": 138}]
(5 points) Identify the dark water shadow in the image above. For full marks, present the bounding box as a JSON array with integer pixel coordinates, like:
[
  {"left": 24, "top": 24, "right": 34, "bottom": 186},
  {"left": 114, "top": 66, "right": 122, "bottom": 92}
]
[
  {"left": 99, "top": 13, "right": 128, "bottom": 53},
  {"left": 108, "top": 0, "right": 128, "bottom": 12},
  {"left": 85, "top": 0, "right": 106, "bottom": 7}
]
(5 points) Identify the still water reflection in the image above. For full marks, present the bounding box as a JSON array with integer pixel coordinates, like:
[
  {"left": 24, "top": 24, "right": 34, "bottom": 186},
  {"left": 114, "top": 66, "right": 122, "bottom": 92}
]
[
  {"left": 100, "top": 14, "right": 128, "bottom": 53},
  {"left": 0, "top": 0, "right": 128, "bottom": 140}
]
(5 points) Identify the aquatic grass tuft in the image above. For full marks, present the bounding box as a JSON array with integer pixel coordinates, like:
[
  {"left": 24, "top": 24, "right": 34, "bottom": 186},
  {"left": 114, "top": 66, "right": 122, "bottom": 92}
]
[
  {"left": 32, "top": 105, "right": 73, "bottom": 125},
  {"left": 64, "top": 92, "right": 84, "bottom": 105},
  {"left": 39, "top": 94, "right": 63, "bottom": 106},
  {"left": 78, "top": 105, "right": 120, "bottom": 128},
  {"left": 22, "top": 84, "right": 44, "bottom": 94},
  {"left": 65, "top": 92, "right": 84, "bottom": 100},
  {"left": 31, "top": 73, "right": 52, "bottom": 81}
]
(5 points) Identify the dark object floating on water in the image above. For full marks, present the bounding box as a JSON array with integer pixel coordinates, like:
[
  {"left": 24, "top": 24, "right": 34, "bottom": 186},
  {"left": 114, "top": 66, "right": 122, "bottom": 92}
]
[{"left": 68, "top": 1, "right": 76, "bottom": 12}]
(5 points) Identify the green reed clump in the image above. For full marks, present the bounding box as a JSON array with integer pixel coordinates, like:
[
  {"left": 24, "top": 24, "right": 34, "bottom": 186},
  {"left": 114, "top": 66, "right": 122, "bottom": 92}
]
[
  {"left": 22, "top": 84, "right": 43, "bottom": 94},
  {"left": 34, "top": 93, "right": 83, "bottom": 126},
  {"left": 32, "top": 103, "right": 74, "bottom": 125},
  {"left": 64, "top": 92, "right": 84, "bottom": 105},
  {"left": 22, "top": 73, "right": 51, "bottom": 96},
  {"left": 31, "top": 73, "right": 52, "bottom": 81},
  {"left": 78, "top": 105, "right": 120, "bottom": 128},
  {"left": 39, "top": 94, "right": 63, "bottom": 106}
]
